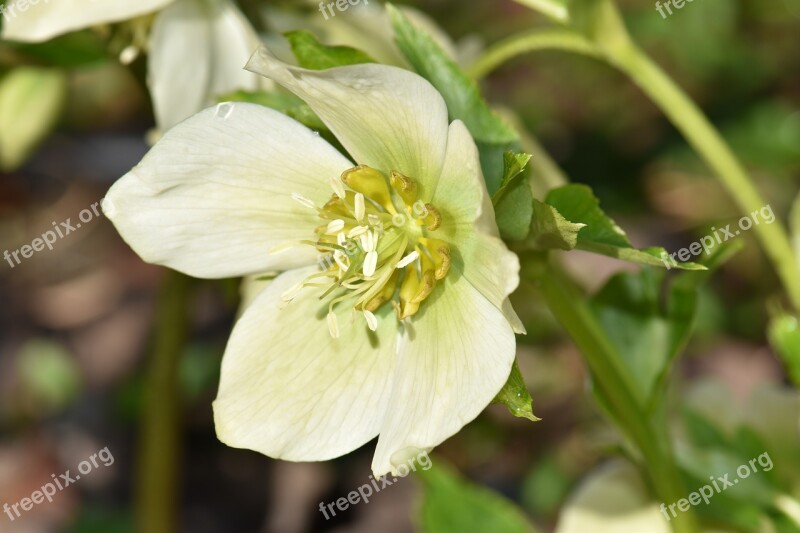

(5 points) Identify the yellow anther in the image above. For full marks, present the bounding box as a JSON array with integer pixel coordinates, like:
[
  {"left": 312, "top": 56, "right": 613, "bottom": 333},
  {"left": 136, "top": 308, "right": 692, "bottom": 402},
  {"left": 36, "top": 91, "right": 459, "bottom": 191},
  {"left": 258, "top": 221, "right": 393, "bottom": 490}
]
[
  {"left": 341, "top": 165, "right": 395, "bottom": 212},
  {"left": 421, "top": 203, "right": 441, "bottom": 231},
  {"left": 389, "top": 171, "right": 418, "bottom": 205},
  {"left": 423, "top": 239, "right": 451, "bottom": 280},
  {"left": 398, "top": 254, "right": 436, "bottom": 319},
  {"left": 319, "top": 193, "right": 354, "bottom": 220},
  {"left": 364, "top": 271, "right": 398, "bottom": 312}
]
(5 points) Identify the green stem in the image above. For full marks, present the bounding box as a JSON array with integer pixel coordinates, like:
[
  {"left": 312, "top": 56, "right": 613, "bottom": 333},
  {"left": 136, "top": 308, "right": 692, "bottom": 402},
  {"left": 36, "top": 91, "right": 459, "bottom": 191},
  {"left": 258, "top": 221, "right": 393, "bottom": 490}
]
[
  {"left": 472, "top": 25, "right": 800, "bottom": 311},
  {"left": 605, "top": 44, "right": 800, "bottom": 311},
  {"left": 534, "top": 263, "right": 698, "bottom": 533},
  {"left": 136, "top": 271, "right": 192, "bottom": 533},
  {"left": 468, "top": 29, "right": 600, "bottom": 80}
]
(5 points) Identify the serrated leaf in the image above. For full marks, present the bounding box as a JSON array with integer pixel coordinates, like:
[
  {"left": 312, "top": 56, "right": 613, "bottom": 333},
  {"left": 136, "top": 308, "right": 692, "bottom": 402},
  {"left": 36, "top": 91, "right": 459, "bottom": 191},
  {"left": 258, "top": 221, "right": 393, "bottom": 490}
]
[
  {"left": 286, "top": 30, "right": 376, "bottom": 70},
  {"left": 420, "top": 462, "right": 538, "bottom": 533},
  {"left": 546, "top": 184, "right": 705, "bottom": 270},
  {"left": 388, "top": 5, "right": 516, "bottom": 146},
  {"left": 0, "top": 67, "right": 66, "bottom": 170},
  {"left": 493, "top": 152, "right": 532, "bottom": 203},
  {"left": 529, "top": 199, "right": 585, "bottom": 251},
  {"left": 494, "top": 152, "right": 534, "bottom": 241},
  {"left": 492, "top": 360, "right": 540, "bottom": 422},
  {"left": 388, "top": 4, "right": 519, "bottom": 195}
]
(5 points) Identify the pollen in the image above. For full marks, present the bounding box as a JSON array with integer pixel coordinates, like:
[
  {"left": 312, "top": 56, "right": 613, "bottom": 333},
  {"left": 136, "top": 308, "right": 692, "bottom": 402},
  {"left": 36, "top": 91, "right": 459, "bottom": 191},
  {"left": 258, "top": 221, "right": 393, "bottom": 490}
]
[{"left": 290, "top": 165, "right": 454, "bottom": 337}]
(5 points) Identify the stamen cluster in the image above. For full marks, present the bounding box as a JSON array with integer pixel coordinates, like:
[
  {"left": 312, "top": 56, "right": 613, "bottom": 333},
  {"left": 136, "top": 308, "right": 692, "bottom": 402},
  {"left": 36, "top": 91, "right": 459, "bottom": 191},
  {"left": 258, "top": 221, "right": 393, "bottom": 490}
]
[{"left": 286, "top": 165, "right": 452, "bottom": 337}]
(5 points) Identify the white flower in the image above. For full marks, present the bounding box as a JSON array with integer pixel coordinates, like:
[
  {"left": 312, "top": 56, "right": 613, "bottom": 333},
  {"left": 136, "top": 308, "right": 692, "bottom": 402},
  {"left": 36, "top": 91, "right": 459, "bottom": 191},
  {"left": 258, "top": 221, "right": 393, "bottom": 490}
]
[
  {"left": 105, "top": 46, "right": 523, "bottom": 476},
  {"left": 1, "top": 0, "right": 265, "bottom": 130}
]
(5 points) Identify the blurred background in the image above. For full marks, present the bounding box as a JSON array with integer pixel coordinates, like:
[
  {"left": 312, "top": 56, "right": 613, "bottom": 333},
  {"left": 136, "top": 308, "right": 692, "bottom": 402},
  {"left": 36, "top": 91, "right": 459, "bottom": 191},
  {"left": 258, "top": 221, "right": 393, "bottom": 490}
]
[{"left": 0, "top": 0, "right": 799, "bottom": 531}]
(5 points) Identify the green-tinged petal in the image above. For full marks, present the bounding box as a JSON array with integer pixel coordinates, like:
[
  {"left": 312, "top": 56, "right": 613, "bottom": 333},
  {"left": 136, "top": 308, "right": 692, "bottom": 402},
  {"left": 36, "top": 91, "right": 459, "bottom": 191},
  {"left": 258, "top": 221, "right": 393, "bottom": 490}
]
[
  {"left": 371, "top": 273, "right": 516, "bottom": 476},
  {"left": 149, "top": 0, "right": 265, "bottom": 131},
  {"left": 214, "top": 267, "right": 397, "bottom": 461},
  {"left": 245, "top": 46, "right": 449, "bottom": 199},
  {"left": 556, "top": 461, "right": 670, "bottom": 533},
  {"left": 1, "top": 0, "right": 174, "bottom": 42},
  {"left": 105, "top": 102, "right": 352, "bottom": 278},
  {"left": 434, "top": 120, "right": 522, "bottom": 330}
]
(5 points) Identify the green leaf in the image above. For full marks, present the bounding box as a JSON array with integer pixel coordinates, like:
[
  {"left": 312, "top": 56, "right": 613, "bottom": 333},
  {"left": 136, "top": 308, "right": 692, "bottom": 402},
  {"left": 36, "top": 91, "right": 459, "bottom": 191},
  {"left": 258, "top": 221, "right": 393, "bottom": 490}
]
[
  {"left": 494, "top": 152, "right": 534, "bottom": 241},
  {"left": 387, "top": 4, "right": 519, "bottom": 195},
  {"left": 388, "top": 5, "right": 516, "bottom": 146},
  {"left": 588, "top": 243, "right": 738, "bottom": 411},
  {"left": 492, "top": 360, "right": 540, "bottom": 422},
  {"left": 678, "top": 413, "right": 781, "bottom": 514},
  {"left": 0, "top": 67, "right": 66, "bottom": 170},
  {"left": 5, "top": 31, "right": 109, "bottom": 67},
  {"left": 528, "top": 200, "right": 585, "bottom": 251},
  {"left": 768, "top": 314, "right": 800, "bottom": 386},
  {"left": 286, "top": 30, "right": 376, "bottom": 70},
  {"left": 420, "top": 462, "right": 537, "bottom": 533},
  {"left": 546, "top": 184, "right": 705, "bottom": 270},
  {"left": 493, "top": 152, "right": 532, "bottom": 203},
  {"left": 590, "top": 268, "right": 695, "bottom": 407}
]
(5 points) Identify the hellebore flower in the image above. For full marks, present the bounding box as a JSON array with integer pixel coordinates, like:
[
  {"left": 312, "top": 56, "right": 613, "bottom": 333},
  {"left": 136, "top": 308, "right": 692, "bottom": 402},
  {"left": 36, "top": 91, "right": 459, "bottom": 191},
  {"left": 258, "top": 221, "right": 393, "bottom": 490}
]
[
  {"left": 1, "top": 0, "right": 264, "bottom": 130},
  {"left": 105, "top": 47, "right": 523, "bottom": 476}
]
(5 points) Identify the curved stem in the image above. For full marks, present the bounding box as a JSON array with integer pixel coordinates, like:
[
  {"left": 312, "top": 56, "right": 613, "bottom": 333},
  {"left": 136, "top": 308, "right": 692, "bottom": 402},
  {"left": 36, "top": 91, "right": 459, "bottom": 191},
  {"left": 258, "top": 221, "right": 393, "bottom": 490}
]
[
  {"left": 468, "top": 29, "right": 600, "bottom": 80},
  {"left": 535, "top": 263, "right": 698, "bottom": 533},
  {"left": 471, "top": 25, "right": 800, "bottom": 311},
  {"left": 605, "top": 44, "right": 800, "bottom": 311},
  {"left": 136, "top": 271, "right": 192, "bottom": 533}
]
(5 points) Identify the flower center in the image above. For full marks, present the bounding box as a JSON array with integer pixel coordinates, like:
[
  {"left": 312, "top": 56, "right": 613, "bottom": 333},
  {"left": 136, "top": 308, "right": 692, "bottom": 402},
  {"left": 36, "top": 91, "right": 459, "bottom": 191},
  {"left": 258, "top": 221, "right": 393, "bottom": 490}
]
[{"left": 286, "top": 165, "right": 452, "bottom": 337}]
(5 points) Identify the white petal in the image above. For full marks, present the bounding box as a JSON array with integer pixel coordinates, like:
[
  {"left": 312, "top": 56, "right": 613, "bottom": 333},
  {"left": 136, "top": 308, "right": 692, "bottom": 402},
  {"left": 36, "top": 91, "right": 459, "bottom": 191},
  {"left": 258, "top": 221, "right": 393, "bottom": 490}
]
[
  {"left": 556, "top": 461, "right": 670, "bottom": 533},
  {"left": 371, "top": 274, "right": 516, "bottom": 476},
  {"left": 245, "top": 47, "right": 449, "bottom": 198},
  {"left": 214, "top": 267, "right": 397, "bottom": 461},
  {"left": 434, "top": 120, "right": 522, "bottom": 328},
  {"left": 1, "top": 0, "right": 174, "bottom": 42},
  {"left": 105, "top": 102, "right": 352, "bottom": 278},
  {"left": 148, "top": 0, "right": 265, "bottom": 131}
]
